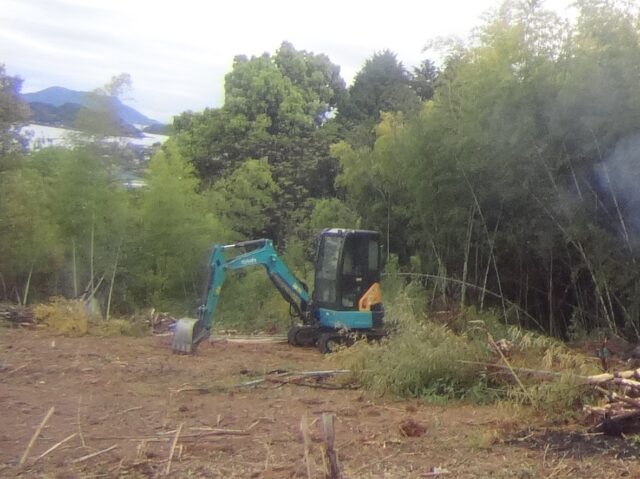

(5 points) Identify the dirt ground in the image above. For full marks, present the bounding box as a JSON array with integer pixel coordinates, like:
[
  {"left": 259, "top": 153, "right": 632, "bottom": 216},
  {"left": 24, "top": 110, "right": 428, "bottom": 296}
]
[{"left": 1, "top": 329, "right": 640, "bottom": 478}]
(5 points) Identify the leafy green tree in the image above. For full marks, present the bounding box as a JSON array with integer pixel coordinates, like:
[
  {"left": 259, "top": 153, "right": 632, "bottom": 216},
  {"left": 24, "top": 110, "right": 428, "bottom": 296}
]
[
  {"left": 207, "top": 158, "right": 280, "bottom": 239},
  {"left": 131, "top": 140, "right": 228, "bottom": 308},
  {"left": 0, "top": 146, "right": 129, "bottom": 304},
  {"left": 338, "top": 50, "right": 422, "bottom": 147},
  {"left": 73, "top": 73, "right": 134, "bottom": 139},
  {"left": 39, "top": 147, "right": 130, "bottom": 300},
  {"left": 0, "top": 64, "right": 30, "bottom": 158},
  {"left": 274, "top": 41, "right": 347, "bottom": 125},
  {"left": 333, "top": 112, "right": 415, "bottom": 261},
  {"left": 174, "top": 42, "right": 347, "bottom": 239},
  {"left": 410, "top": 59, "right": 439, "bottom": 102},
  {"left": 0, "top": 164, "right": 61, "bottom": 302}
]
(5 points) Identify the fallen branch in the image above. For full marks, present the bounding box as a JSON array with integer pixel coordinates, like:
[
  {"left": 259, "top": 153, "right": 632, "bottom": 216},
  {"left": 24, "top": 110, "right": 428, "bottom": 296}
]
[
  {"left": 595, "top": 386, "right": 640, "bottom": 409},
  {"left": 70, "top": 444, "right": 118, "bottom": 464},
  {"left": 456, "top": 360, "right": 564, "bottom": 379},
  {"left": 33, "top": 433, "right": 77, "bottom": 464},
  {"left": 610, "top": 377, "right": 640, "bottom": 390},
  {"left": 265, "top": 377, "right": 352, "bottom": 390},
  {"left": 6, "top": 363, "right": 30, "bottom": 375},
  {"left": 211, "top": 336, "right": 288, "bottom": 344},
  {"left": 174, "top": 430, "right": 250, "bottom": 438},
  {"left": 165, "top": 422, "right": 183, "bottom": 476},
  {"left": 239, "top": 370, "right": 350, "bottom": 388},
  {"left": 159, "top": 426, "right": 249, "bottom": 436},
  {"left": 585, "top": 368, "right": 640, "bottom": 383},
  {"left": 19, "top": 406, "right": 55, "bottom": 466},
  {"left": 98, "top": 406, "right": 143, "bottom": 422},
  {"left": 421, "top": 468, "right": 451, "bottom": 477},
  {"left": 87, "top": 427, "right": 250, "bottom": 443}
]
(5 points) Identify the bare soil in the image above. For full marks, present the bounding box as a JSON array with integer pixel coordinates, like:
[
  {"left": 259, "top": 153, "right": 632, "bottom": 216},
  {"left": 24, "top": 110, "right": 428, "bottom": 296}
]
[{"left": 1, "top": 328, "right": 640, "bottom": 478}]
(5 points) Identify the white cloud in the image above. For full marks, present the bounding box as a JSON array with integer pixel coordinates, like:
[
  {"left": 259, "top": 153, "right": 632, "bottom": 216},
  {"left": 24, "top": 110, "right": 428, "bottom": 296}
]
[{"left": 1, "top": 0, "right": 575, "bottom": 122}]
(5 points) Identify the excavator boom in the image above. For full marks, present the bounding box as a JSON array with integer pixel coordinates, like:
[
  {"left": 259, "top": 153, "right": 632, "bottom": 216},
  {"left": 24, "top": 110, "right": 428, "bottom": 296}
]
[{"left": 172, "top": 239, "right": 310, "bottom": 353}]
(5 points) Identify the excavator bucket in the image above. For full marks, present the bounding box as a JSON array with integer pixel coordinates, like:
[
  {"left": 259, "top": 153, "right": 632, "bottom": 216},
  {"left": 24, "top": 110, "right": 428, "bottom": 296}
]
[{"left": 172, "top": 317, "right": 210, "bottom": 354}]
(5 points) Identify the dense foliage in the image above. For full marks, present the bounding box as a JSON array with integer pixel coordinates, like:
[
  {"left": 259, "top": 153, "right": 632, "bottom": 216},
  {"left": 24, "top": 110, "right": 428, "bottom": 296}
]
[{"left": 2, "top": 1, "right": 640, "bottom": 340}]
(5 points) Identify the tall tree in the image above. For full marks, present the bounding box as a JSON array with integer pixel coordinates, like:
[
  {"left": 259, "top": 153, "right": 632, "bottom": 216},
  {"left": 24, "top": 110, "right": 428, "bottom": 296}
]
[
  {"left": 410, "top": 59, "right": 439, "bottom": 102},
  {"left": 174, "top": 42, "right": 347, "bottom": 240},
  {"left": 131, "top": 140, "right": 227, "bottom": 308},
  {"left": 74, "top": 73, "right": 134, "bottom": 138},
  {"left": 338, "top": 50, "right": 422, "bottom": 147},
  {"left": 0, "top": 65, "right": 30, "bottom": 158},
  {"left": 207, "top": 158, "right": 280, "bottom": 239}
]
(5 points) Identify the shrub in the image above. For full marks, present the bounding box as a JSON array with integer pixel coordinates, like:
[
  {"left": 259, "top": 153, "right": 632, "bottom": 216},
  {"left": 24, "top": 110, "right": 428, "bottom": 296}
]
[
  {"left": 333, "top": 291, "right": 493, "bottom": 400},
  {"left": 334, "top": 286, "right": 599, "bottom": 412}
]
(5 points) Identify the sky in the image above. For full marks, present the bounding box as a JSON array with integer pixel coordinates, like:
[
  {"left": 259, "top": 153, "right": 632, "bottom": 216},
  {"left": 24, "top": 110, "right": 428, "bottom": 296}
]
[{"left": 1, "top": 0, "right": 575, "bottom": 123}]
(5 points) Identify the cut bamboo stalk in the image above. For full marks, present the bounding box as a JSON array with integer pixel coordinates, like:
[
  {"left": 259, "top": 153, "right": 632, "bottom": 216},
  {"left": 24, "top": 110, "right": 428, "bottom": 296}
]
[
  {"left": 19, "top": 406, "right": 55, "bottom": 466},
  {"left": 461, "top": 204, "right": 475, "bottom": 309},
  {"left": 70, "top": 444, "right": 117, "bottom": 464},
  {"left": 322, "top": 413, "right": 341, "bottom": 479},
  {"left": 106, "top": 243, "right": 121, "bottom": 322},
  {"left": 300, "top": 415, "right": 314, "bottom": 479},
  {"left": 72, "top": 238, "right": 78, "bottom": 297},
  {"left": 89, "top": 213, "right": 95, "bottom": 298},
  {"left": 165, "top": 422, "right": 183, "bottom": 475},
  {"left": 33, "top": 432, "right": 77, "bottom": 463},
  {"left": 487, "top": 333, "right": 534, "bottom": 406},
  {"left": 77, "top": 396, "right": 85, "bottom": 447},
  {"left": 22, "top": 265, "right": 33, "bottom": 306}
]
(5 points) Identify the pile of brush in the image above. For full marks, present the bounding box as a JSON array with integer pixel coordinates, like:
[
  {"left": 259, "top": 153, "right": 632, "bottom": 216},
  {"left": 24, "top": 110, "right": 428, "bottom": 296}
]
[
  {"left": 0, "top": 303, "right": 36, "bottom": 328},
  {"left": 147, "top": 308, "right": 177, "bottom": 334},
  {"left": 584, "top": 337, "right": 640, "bottom": 436}
]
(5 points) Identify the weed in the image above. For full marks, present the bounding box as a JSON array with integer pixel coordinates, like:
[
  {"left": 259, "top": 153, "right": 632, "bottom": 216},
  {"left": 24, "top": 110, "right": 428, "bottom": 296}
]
[
  {"left": 466, "top": 428, "right": 501, "bottom": 450},
  {"left": 90, "top": 318, "right": 149, "bottom": 337}
]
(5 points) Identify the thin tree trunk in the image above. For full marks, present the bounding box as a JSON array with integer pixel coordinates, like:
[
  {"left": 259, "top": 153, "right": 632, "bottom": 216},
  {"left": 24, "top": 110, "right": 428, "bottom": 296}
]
[
  {"left": 460, "top": 168, "right": 506, "bottom": 317},
  {"left": 0, "top": 272, "right": 6, "bottom": 300},
  {"left": 105, "top": 244, "right": 121, "bottom": 322},
  {"left": 600, "top": 162, "right": 633, "bottom": 257},
  {"left": 90, "top": 215, "right": 95, "bottom": 298},
  {"left": 386, "top": 196, "right": 391, "bottom": 263},
  {"left": 548, "top": 251, "right": 554, "bottom": 336},
  {"left": 72, "top": 238, "right": 78, "bottom": 298},
  {"left": 23, "top": 265, "right": 33, "bottom": 306},
  {"left": 461, "top": 205, "right": 475, "bottom": 309}
]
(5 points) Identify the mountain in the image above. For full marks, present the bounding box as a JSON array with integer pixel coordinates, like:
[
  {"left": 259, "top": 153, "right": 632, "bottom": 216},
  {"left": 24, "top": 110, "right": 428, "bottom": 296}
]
[
  {"left": 28, "top": 101, "right": 143, "bottom": 138},
  {"left": 21, "top": 86, "right": 162, "bottom": 128}
]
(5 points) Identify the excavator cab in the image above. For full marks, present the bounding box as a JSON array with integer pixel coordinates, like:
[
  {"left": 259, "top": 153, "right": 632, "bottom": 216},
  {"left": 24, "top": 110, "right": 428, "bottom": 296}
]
[
  {"left": 314, "top": 229, "right": 381, "bottom": 312},
  {"left": 306, "top": 229, "right": 385, "bottom": 352}
]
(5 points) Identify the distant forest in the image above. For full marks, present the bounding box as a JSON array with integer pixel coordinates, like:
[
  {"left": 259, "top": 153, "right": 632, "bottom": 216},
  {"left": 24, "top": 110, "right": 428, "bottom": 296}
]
[{"left": 2, "top": 0, "right": 640, "bottom": 339}]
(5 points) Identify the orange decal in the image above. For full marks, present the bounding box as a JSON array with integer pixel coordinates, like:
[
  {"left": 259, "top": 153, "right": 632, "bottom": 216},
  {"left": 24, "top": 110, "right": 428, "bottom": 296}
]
[{"left": 358, "top": 282, "right": 382, "bottom": 311}]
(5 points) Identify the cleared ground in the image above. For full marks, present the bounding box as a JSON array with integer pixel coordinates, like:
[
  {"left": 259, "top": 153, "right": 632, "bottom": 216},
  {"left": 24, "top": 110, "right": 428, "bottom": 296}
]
[{"left": 1, "top": 329, "right": 639, "bottom": 478}]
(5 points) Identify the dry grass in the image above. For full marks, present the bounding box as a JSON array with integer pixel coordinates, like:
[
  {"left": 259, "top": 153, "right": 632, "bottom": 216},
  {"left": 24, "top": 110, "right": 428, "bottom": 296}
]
[
  {"left": 33, "top": 297, "right": 89, "bottom": 335},
  {"left": 90, "top": 318, "right": 149, "bottom": 337},
  {"left": 33, "top": 297, "right": 149, "bottom": 337}
]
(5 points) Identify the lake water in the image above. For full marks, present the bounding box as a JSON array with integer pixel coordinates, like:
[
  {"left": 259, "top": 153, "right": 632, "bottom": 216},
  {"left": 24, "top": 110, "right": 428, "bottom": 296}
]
[{"left": 21, "top": 124, "right": 169, "bottom": 150}]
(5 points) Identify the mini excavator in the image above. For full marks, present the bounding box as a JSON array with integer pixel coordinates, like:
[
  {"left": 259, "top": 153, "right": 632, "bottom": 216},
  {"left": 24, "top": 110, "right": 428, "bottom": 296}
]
[{"left": 172, "top": 228, "right": 385, "bottom": 354}]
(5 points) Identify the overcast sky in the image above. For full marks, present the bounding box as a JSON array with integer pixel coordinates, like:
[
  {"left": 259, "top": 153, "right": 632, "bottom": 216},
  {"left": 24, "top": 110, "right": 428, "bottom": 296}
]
[{"left": 1, "top": 0, "right": 574, "bottom": 123}]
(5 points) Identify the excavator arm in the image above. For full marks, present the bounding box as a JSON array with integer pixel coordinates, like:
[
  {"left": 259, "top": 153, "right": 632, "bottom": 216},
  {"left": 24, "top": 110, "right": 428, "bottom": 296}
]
[{"left": 172, "top": 239, "right": 310, "bottom": 353}]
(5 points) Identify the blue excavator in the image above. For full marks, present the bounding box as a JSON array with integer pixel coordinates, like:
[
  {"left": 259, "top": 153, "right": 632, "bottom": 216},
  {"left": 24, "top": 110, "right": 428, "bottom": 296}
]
[{"left": 172, "top": 228, "right": 385, "bottom": 354}]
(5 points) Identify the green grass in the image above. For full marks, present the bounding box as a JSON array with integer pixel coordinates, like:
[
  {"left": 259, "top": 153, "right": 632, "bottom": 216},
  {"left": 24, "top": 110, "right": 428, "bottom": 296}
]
[{"left": 333, "top": 287, "right": 600, "bottom": 417}]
